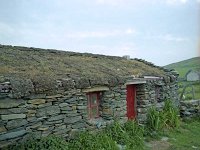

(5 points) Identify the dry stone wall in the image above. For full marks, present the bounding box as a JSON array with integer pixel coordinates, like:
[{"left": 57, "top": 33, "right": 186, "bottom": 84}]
[
  {"left": 180, "top": 100, "right": 200, "bottom": 117},
  {"left": 136, "top": 73, "right": 179, "bottom": 123},
  {"left": 0, "top": 79, "right": 127, "bottom": 148},
  {"left": 0, "top": 69, "right": 179, "bottom": 148}
]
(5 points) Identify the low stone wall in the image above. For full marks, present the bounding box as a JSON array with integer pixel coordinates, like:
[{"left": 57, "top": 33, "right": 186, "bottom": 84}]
[
  {"left": 180, "top": 100, "right": 200, "bottom": 117},
  {"left": 136, "top": 77, "right": 179, "bottom": 123},
  {"left": 0, "top": 69, "right": 179, "bottom": 148},
  {"left": 0, "top": 83, "right": 127, "bottom": 148}
]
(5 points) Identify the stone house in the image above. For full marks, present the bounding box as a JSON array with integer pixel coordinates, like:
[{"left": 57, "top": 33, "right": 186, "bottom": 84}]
[
  {"left": 186, "top": 70, "right": 200, "bottom": 81},
  {"left": 0, "top": 45, "right": 179, "bottom": 148}
]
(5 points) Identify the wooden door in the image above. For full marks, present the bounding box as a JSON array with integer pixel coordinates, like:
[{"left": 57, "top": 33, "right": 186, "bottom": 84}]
[{"left": 126, "top": 85, "right": 136, "bottom": 120}]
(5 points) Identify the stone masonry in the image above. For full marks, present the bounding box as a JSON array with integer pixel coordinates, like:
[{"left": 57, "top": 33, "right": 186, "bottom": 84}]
[{"left": 0, "top": 69, "right": 179, "bottom": 148}]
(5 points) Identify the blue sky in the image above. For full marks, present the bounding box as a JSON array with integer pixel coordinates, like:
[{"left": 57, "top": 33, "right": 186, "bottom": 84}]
[{"left": 0, "top": 0, "right": 199, "bottom": 66}]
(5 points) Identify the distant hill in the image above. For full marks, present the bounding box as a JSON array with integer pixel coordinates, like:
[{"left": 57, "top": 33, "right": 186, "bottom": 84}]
[{"left": 165, "top": 57, "right": 200, "bottom": 78}]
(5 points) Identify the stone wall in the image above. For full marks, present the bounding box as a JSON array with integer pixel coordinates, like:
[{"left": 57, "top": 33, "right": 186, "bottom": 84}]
[
  {"left": 0, "top": 69, "right": 179, "bottom": 148},
  {"left": 180, "top": 100, "right": 200, "bottom": 117},
  {"left": 0, "top": 80, "right": 127, "bottom": 148},
  {"left": 136, "top": 74, "right": 179, "bottom": 123}
]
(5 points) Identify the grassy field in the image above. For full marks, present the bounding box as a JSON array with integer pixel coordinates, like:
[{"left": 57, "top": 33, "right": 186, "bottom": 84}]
[
  {"left": 165, "top": 57, "right": 200, "bottom": 100},
  {"left": 178, "top": 81, "right": 200, "bottom": 100},
  {"left": 167, "top": 118, "right": 200, "bottom": 150},
  {"left": 145, "top": 118, "right": 200, "bottom": 150},
  {"left": 165, "top": 57, "right": 200, "bottom": 78}
]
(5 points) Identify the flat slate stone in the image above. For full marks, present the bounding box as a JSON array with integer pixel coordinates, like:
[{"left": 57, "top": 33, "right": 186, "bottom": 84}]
[
  {"left": 0, "top": 129, "right": 26, "bottom": 141},
  {"left": 28, "top": 99, "right": 46, "bottom": 105},
  {"left": 72, "top": 122, "right": 86, "bottom": 129},
  {"left": 48, "top": 115, "right": 65, "bottom": 121},
  {"left": 0, "top": 99, "right": 25, "bottom": 109},
  {"left": 59, "top": 103, "right": 68, "bottom": 107},
  {"left": 8, "top": 107, "right": 28, "bottom": 114},
  {"left": 36, "top": 106, "right": 60, "bottom": 117},
  {"left": 0, "top": 126, "right": 7, "bottom": 133},
  {"left": 37, "top": 102, "right": 52, "bottom": 108},
  {"left": 60, "top": 106, "right": 72, "bottom": 111},
  {"left": 1, "top": 114, "right": 26, "bottom": 120},
  {"left": 6, "top": 119, "right": 28, "bottom": 130},
  {"left": 64, "top": 116, "right": 82, "bottom": 124}
]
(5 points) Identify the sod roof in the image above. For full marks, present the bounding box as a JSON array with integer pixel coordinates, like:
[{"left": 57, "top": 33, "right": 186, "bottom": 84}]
[{"left": 0, "top": 44, "right": 170, "bottom": 96}]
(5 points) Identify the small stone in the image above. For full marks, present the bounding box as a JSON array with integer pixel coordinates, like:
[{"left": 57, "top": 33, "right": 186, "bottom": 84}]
[
  {"left": 72, "top": 105, "right": 77, "bottom": 110},
  {"left": 77, "top": 106, "right": 87, "bottom": 110},
  {"left": 192, "top": 146, "right": 198, "bottom": 149},
  {"left": 36, "top": 106, "right": 60, "bottom": 117},
  {"left": 59, "top": 103, "right": 68, "bottom": 107},
  {"left": 27, "top": 117, "right": 37, "bottom": 122},
  {"left": 6, "top": 119, "right": 28, "bottom": 130},
  {"left": 114, "top": 93, "right": 121, "bottom": 97},
  {"left": 53, "top": 125, "right": 67, "bottom": 132},
  {"left": 28, "top": 94, "right": 46, "bottom": 99},
  {"left": 44, "top": 120, "right": 63, "bottom": 125},
  {"left": 161, "top": 137, "right": 169, "bottom": 141},
  {"left": 37, "top": 102, "right": 52, "bottom": 108},
  {"left": 38, "top": 127, "right": 49, "bottom": 131},
  {"left": 28, "top": 99, "right": 46, "bottom": 105},
  {"left": 46, "top": 94, "right": 63, "bottom": 99},
  {"left": 0, "top": 129, "right": 26, "bottom": 141},
  {"left": 0, "top": 99, "right": 25, "bottom": 109},
  {"left": 27, "top": 113, "right": 35, "bottom": 117},
  {"left": 0, "top": 126, "right": 7, "bottom": 133},
  {"left": 27, "top": 122, "right": 42, "bottom": 129},
  {"left": 102, "top": 108, "right": 113, "bottom": 115},
  {"left": 48, "top": 115, "right": 65, "bottom": 121},
  {"left": 65, "top": 97, "right": 77, "bottom": 103},
  {"left": 1, "top": 114, "right": 26, "bottom": 120},
  {"left": 72, "top": 122, "right": 86, "bottom": 129},
  {"left": 60, "top": 106, "right": 72, "bottom": 111},
  {"left": 66, "top": 112, "right": 79, "bottom": 117},
  {"left": 64, "top": 116, "right": 82, "bottom": 124},
  {"left": 0, "top": 108, "right": 28, "bottom": 115},
  {"left": 28, "top": 109, "right": 36, "bottom": 114}
]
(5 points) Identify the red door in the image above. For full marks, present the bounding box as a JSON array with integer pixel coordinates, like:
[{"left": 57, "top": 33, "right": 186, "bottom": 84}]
[{"left": 126, "top": 85, "right": 136, "bottom": 120}]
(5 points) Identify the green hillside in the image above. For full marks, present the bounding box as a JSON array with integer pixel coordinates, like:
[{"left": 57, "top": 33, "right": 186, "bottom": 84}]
[{"left": 165, "top": 57, "right": 200, "bottom": 78}]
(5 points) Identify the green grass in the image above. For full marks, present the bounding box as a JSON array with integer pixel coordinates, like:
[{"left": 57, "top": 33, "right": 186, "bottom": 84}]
[
  {"left": 178, "top": 81, "right": 200, "bottom": 100},
  {"left": 9, "top": 121, "right": 145, "bottom": 150},
  {"left": 167, "top": 118, "right": 200, "bottom": 150},
  {"left": 9, "top": 118, "right": 200, "bottom": 150},
  {"left": 145, "top": 100, "right": 180, "bottom": 135},
  {"left": 0, "top": 45, "right": 164, "bottom": 81},
  {"left": 165, "top": 57, "right": 200, "bottom": 100},
  {"left": 165, "top": 57, "right": 200, "bottom": 78}
]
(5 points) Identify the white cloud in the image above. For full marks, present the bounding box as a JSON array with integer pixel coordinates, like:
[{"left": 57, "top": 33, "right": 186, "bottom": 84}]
[
  {"left": 95, "top": 0, "right": 189, "bottom": 6},
  {"left": 160, "top": 34, "right": 189, "bottom": 42},
  {"left": 96, "top": 0, "right": 125, "bottom": 6},
  {"left": 125, "top": 28, "right": 136, "bottom": 34},
  {"left": 65, "top": 28, "right": 136, "bottom": 39},
  {"left": 165, "top": 0, "right": 188, "bottom": 5},
  {"left": 145, "top": 33, "right": 189, "bottom": 42}
]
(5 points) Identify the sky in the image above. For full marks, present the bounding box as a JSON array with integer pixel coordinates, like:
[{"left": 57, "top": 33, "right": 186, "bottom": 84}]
[{"left": 0, "top": 0, "right": 199, "bottom": 66}]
